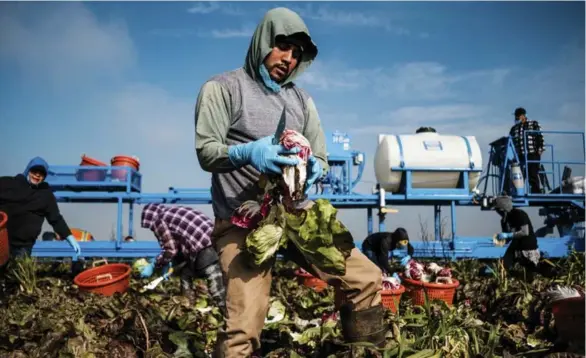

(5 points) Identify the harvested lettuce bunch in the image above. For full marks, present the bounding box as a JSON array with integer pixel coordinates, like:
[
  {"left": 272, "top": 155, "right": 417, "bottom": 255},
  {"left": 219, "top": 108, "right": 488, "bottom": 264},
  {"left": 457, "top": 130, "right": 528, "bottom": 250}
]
[
  {"left": 132, "top": 258, "right": 150, "bottom": 275},
  {"left": 235, "top": 129, "right": 354, "bottom": 276}
]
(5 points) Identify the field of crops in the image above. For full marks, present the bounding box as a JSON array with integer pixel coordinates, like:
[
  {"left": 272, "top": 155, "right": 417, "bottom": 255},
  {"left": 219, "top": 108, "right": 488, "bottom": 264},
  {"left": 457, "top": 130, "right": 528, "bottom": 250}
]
[{"left": 0, "top": 252, "right": 584, "bottom": 358}]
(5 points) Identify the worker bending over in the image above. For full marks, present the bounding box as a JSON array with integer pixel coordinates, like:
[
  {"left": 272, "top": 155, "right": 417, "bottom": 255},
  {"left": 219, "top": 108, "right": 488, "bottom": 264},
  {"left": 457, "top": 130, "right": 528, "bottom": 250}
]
[
  {"left": 139, "top": 203, "right": 226, "bottom": 314},
  {"left": 362, "top": 228, "right": 414, "bottom": 275},
  {"left": 195, "top": 7, "right": 386, "bottom": 356},
  {"left": 0, "top": 157, "right": 81, "bottom": 259},
  {"left": 493, "top": 196, "right": 540, "bottom": 282}
]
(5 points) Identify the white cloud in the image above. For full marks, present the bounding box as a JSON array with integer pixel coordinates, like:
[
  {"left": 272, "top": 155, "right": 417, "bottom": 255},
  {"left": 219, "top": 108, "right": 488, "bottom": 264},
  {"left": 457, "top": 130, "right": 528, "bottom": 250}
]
[
  {"left": 187, "top": 2, "right": 244, "bottom": 16},
  {"left": 297, "top": 60, "right": 510, "bottom": 103},
  {"left": 0, "top": 3, "right": 136, "bottom": 86},
  {"left": 205, "top": 25, "right": 255, "bottom": 39},
  {"left": 289, "top": 4, "right": 413, "bottom": 36}
]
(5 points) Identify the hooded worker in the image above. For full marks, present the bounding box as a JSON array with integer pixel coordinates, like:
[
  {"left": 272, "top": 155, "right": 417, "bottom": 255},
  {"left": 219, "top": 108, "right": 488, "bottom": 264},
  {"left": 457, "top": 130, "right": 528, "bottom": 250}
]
[
  {"left": 0, "top": 157, "right": 81, "bottom": 258},
  {"left": 195, "top": 7, "right": 386, "bottom": 356},
  {"left": 138, "top": 203, "right": 226, "bottom": 314},
  {"left": 491, "top": 196, "right": 540, "bottom": 282},
  {"left": 362, "top": 228, "right": 414, "bottom": 275}
]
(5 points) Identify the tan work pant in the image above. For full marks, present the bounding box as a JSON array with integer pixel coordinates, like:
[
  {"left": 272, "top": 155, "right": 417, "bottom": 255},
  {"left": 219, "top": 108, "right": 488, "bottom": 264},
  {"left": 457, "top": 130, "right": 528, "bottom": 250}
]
[{"left": 211, "top": 218, "right": 383, "bottom": 358}]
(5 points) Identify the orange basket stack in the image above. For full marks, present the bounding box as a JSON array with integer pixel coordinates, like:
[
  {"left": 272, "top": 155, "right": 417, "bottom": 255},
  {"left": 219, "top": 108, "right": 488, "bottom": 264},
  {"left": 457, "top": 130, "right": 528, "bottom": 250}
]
[
  {"left": 74, "top": 259, "right": 131, "bottom": 296},
  {"left": 402, "top": 277, "right": 460, "bottom": 307},
  {"left": 295, "top": 269, "right": 327, "bottom": 292},
  {"left": 0, "top": 211, "right": 9, "bottom": 266},
  {"left": 381, "top": 285, "right": 405, "bottom": 313},
  {"left": 551, "top": 295, "right": 585, "bottom": 343}
]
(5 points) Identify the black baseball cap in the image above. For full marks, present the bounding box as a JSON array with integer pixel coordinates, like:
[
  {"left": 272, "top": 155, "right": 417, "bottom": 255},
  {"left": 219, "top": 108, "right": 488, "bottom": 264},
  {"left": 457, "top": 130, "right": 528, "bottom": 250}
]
[{"left": 514, "top": 107, "right": 526, "bottom": 117}]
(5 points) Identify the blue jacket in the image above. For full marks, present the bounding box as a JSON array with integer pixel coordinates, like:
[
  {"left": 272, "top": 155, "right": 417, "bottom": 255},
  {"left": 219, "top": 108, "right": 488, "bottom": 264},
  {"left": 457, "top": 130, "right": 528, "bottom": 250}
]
[{"left": 0, "top": 157, "right": 71, "bottom": 248}]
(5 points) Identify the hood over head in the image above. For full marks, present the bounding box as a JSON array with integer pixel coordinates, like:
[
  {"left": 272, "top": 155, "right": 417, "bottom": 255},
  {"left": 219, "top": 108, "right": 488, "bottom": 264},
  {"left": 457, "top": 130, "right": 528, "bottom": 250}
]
[
  {"left": 244, "top": 7, "right": 318, "bottom": 86},
  {"left": 24, "top": 156, "right": 49, "bottom": 177},
  {"left": 23, "top": 157, "right": 49, "bottom": 187},
  {"left": 494, "top": 196, "right": 513, "bottom": 213},
  {"left": 141, "top": 203, "right": 168, "bottom": 230}
]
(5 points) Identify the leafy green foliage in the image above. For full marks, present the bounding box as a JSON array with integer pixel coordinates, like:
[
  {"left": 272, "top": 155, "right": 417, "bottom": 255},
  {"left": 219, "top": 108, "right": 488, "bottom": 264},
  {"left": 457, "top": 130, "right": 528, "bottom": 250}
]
[
  {"left": 0, "top": 252, "right": 583, "bottom": 357},
  {"left": 246, "top": 199, "right": 353, "bottom": 275}
]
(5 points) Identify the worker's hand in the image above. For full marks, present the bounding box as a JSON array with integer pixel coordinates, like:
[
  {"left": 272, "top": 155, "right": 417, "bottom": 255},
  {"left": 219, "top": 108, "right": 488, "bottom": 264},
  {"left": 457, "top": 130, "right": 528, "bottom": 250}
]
[
  {"left": 65, "top": 235, "right": 81, "bottom": 256},
  {"left": 162, "top": 262, "right": 173, "bottom": 280},
  {"left": 140, "top": 258, "right": 156, "bottom": 278},
  {"left": 304, "top": 155, "right": 322, "bottom": 195},
  {"left": 400, "top": 255, "right": 412, "bottom": 267},
  {"left": 497, "top": 232, "right": 513, "bottom": 241},
  {"left": 228, "top": 136, "right": 300, "bottom": 175}
]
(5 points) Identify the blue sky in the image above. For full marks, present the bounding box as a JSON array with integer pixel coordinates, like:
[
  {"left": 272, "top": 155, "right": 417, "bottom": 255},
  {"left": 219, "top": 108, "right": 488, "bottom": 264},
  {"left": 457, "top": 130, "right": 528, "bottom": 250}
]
[{"left": 0, "top": 1, "right": 584, "bottom": 243}]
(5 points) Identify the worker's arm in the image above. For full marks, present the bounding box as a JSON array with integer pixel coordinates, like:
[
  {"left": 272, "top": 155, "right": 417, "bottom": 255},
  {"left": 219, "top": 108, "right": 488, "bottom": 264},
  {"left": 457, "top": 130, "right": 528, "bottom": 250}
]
[
  {"left": 303, "top": 97, "right": 329, "bottom": 177},
  {"left": 530, "top": 120, "right": 545, "bottom": 152},
  {"left": 194, "top": 81, "right": 237, "bottom": 173},
  {"left": 407, "top": 242, "right": 415, "bottom": 256},
  {"left": 151, "top": 218, "right": 178, "bottom": 267},
  {"left": 44, "top": 193, "right": 72, "bottom": 239},
  {"left": 378, "top": 237, "right": 393, "bottom": 274}
]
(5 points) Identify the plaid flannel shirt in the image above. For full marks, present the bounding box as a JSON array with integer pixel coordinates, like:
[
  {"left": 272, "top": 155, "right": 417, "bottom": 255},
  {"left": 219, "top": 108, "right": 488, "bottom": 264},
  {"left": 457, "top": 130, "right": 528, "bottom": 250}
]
[{"left": 141, "top": 203, "right": 214, "bottom": 267}]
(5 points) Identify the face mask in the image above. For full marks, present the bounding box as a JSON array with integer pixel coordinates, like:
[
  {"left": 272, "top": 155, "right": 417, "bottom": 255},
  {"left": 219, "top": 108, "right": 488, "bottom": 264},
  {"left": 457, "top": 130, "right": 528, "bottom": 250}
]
[{"left": 515, "top": 119, "right": 521, "bottom": 125}]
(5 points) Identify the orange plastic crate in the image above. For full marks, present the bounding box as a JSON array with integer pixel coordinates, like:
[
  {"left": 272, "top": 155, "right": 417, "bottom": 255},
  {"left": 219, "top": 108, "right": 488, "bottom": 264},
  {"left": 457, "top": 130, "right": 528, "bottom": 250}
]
[
  {"left": 552, "top": 296, "right": 585, "bottom": 343},
  {"left": 402, "top": 277, "right": 460, "bottom": 307},
  {"left": 381, "top": 285, "right": 405, "bottom": 313},
  {"left": 295, "top": 270, "right": 327, "bottom": 292},
  {"left": 74, "top": 260, "right": 131, "bottom": 296}
]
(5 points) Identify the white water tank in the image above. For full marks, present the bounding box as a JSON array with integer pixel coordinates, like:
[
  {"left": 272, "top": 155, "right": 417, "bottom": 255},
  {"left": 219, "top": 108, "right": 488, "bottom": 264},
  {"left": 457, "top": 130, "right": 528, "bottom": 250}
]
[{"left": 374, "top": 132, "right": 483, "bottom": 193}]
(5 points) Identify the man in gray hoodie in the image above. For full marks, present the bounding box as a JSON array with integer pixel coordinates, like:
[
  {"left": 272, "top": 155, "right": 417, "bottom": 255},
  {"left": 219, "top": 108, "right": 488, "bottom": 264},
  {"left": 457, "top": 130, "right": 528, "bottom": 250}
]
[{"left": 195, "top": 7, "right": 385, "bottom": 357}]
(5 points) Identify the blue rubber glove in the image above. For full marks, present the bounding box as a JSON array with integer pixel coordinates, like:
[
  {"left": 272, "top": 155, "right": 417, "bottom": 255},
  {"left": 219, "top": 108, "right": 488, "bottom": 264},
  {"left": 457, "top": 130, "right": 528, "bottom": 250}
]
[
  {"left": 392, "top": 272, "right": 401, "bottom": 282},
  {"left": 140, "top": 258, "right": 156, "bottom": 278},
  {"left": 497, "top": 232, "right": 514, "bottom": 241},
  {"left": 162, "top": 262, "right": 173, "bottom": 280},
  {"left": 65, "top": 235, "right": 81, "bottom": 256},
  {"left": 400, "top": 255, "right": 412, "bottom": 267},
  {"left": 304, "top": 155, "right": 322, "bottom": 195},
  {"left": 228, "top": 136, "right": 300, "bottom": 175}
]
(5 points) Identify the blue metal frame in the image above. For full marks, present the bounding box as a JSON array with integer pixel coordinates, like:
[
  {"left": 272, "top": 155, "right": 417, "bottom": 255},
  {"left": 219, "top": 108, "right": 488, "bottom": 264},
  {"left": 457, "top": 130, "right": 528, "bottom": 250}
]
[{"left": 28, "top": 130, "right": 584, "bottom": 261}]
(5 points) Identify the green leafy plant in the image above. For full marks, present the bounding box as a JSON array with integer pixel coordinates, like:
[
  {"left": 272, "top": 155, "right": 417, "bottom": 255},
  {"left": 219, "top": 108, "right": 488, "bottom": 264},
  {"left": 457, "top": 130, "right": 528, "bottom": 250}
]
[{"left": 8, "top": 255, "right": 39, "bottom": 295}]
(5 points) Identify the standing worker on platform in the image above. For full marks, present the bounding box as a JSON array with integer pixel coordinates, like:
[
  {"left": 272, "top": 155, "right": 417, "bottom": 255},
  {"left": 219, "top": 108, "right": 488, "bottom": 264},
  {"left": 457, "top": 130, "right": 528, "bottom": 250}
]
[
  {"left": 492, "top": 196, "right": 540, "bottom": 282},
  {"left": 138, "top": 203, "right": 226, "bottom": 314},
  {"left": 509, "top": 107, "right": 545, "bottom": 194},
  {"left": 195, "top": 7, "right": 385, "bottom": 357},
  {"left": 0, "top": 157, "right": 81, "bottom": 259},
  {"left": 362, "top": 228, "right": 414, "bottom": 275}
]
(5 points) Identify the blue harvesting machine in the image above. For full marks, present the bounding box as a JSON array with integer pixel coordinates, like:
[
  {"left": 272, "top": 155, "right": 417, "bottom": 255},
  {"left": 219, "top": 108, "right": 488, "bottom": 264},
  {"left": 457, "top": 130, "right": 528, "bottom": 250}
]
[{"left": 28, "top": 129, "right": 584, "bottom": 262}]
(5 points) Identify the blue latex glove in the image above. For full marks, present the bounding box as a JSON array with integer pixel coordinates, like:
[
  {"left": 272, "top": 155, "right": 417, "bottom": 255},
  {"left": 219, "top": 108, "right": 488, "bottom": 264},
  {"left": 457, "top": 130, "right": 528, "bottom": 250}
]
[
  {"left": 162, "top": 262, "right": 173, "bottom": 280},
  {"left": 497, "top": 232, "right": 514, "bottom": 241},
  {"left": 65, "top": 235, "right": 81, "bottom": 256},
  {"left": 392, "top": 272, "right": 401, "bottom": 282},
  {"left": 228, "top": 136, "right": 300, "bottom": 175},
  {"left": 140, "top": 258, "right": 156, "bottom": 278},
  {"left": 304, "top": 155, "right": 322, "bottom": 195},
  {"left": 400, "top": 255, "right": 412, "bottom": 267}
]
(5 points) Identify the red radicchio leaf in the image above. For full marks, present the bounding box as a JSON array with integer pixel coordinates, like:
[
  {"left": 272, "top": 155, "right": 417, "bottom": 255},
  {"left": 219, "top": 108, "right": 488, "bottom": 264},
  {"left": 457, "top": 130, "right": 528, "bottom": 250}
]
[
  {"left": 280, "top": 129, "right": 312, "bottom": 161},
  {"left": 438, "top": 268, "right": 452, "bottom": 278}
]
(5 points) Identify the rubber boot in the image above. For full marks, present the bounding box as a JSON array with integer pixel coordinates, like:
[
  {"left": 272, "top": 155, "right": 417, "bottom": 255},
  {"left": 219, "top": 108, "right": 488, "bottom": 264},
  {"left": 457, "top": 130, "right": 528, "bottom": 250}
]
[
  {"left": 339, "top": 302, "right": 387, "bottom": 348},
  {"left": 180, "top": 271, "right": 197, "bottom": 303}
]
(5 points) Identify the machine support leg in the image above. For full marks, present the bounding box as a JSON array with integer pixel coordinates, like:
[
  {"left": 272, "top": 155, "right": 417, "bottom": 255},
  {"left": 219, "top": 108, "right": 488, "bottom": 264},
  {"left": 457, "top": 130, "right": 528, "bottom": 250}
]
[
  {"left": 450, "top": 201, "right": 456, "bottom": 259},
  {"left": 367, "top": 208, "right": 373, "bottom": 235},
  {"left": 434, "top": 205, "right": 442, "bottom": 241},
  {"left": 129, "top": 202, "right": 134, "bottom": 239},
  {"left": 116, "top": 197, "right": 123, "bottom": 249},
  {"left": 378, "top": 210, "right": 386, "bottom": 232}
]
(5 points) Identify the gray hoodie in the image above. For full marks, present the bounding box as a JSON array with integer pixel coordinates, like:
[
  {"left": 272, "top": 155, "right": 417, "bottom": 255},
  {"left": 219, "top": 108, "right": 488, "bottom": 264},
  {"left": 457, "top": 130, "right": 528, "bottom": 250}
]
[{"left": 194, "top": 7, "right": 328, "bottom": 220}]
